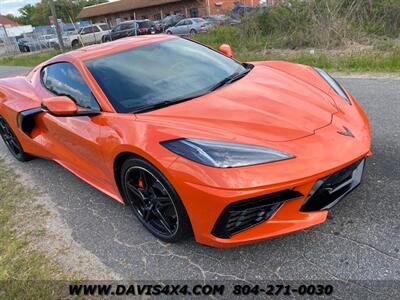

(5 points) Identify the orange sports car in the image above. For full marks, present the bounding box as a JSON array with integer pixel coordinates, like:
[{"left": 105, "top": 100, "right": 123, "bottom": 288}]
[{"left": 0, "top": 35, "right": 371, "bottom": 248}]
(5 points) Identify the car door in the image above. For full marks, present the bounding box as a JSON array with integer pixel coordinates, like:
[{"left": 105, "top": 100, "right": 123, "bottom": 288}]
[
  {"left": 184, "top": 20, "right": 193, "bottom": 34},
  {"left": 110, "top": 24, "right": 121, "bottom": 40},
  {"left": 79, "top": 27, "right": 92, "bottom": 45},
  {"left": 91, "top": 25, "right": 101, "bottom": 43},
  {"left": 86, "top": 26, "right": 97, "bottom": 44},
  {"left": 39, "top": 62, "right": 109, "bottom": 183},
  {"left": 120, "top": 23, "right": 133, "bottom": 38},
  {"left": 173, "top": 20, "right": 186, "bottom": 35}
]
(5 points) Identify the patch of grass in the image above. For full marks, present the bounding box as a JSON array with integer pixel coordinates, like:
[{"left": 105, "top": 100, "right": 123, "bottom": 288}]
[
  {"left": 262, "top": 50, "right": 400, "bottom": 72},
  {"left": 194, "top": 30, "right": 400, "bottom": 72},
  {"left": 0, "top": 50, "right": 61, "bottom": 67},
  {"left": 1, "top": 34, "right": 399, "bottom": 73},
  {"left": 0, "top": 158, "right": 69, "bottom": 299}
]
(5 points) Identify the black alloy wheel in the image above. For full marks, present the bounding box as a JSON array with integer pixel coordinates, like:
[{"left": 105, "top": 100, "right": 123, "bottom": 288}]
[
  {"left": 121, "top": 157, "right": 192, "bottom": 242},
  {"left": 0, "top": 116, "right": 33, "bottom": 161}
]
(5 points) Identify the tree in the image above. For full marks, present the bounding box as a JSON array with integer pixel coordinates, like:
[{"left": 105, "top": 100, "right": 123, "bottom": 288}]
[{"left": 11, "top": 0, "right": 108, "bottom": 26}]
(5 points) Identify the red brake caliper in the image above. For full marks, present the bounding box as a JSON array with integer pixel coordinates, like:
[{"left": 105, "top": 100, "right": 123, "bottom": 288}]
[{"left": 138, "top": 178, "right": 143, "bottom": 188}]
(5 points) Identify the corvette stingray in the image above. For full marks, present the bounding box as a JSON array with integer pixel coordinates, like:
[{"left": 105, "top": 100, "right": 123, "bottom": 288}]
[{"left": 0, "top": 35, "right": 371, "bottom": 247}]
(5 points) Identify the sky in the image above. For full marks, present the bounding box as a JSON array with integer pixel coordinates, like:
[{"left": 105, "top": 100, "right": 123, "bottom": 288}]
[{"left": 0, "top": 0, "right": 40, "bottom": 15}]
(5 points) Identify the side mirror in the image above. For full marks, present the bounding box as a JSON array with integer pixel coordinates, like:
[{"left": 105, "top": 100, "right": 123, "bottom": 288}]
[
  {"left": 42, "top": 96, "right": 78, "bottom": 116},
  {"left": 219, "top": 44, "right": 233, "bottom": 58}
]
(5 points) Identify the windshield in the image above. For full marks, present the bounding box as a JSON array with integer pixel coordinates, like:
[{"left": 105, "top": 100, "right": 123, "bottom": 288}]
[
  {"left": 138, "top": 21, "right": 151, "bottom": 28},
  {"left": 85, "top": 38, "right": 248, "bottom": 113}
]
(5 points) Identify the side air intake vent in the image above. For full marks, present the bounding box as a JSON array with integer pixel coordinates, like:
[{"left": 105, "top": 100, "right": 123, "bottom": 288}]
[{"left": 212, "top": 189, "right": 303, "bottom": 238}]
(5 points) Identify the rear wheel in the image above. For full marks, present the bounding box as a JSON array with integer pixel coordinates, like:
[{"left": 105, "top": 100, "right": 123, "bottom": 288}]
[
  {"left": 166, "top": 31, "right": 172, "bottom": 35},
  {"left": 189, "top": 29, "right": 197, "bottom": 35},
  {"left": 0, "top": 116, "right": 33, "bottom": 162},
  {"left": 120, "top": 157, "right": 192, "bottom": 242}
]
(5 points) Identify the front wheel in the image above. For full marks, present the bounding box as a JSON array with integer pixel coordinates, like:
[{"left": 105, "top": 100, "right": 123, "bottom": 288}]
[
  {"left": 166, "top": 31, "right": 172, "bottom": 35},
  {"left": 71, "top": 39, "right": 80, "bottom": 48},
  {"left": 0, "top": 116, "right": 33, "bottom": 162},
  {"left": 120, "top": 157, "right": 192, "bottom": 243},
  {"left": 189, "top": 29, "right": 197, "bottom": 35}
]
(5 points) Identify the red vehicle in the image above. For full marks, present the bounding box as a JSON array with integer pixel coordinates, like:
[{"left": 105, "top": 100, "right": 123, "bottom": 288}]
[{"left": 0, "top": 36, "right": 371, "bottom": 247}]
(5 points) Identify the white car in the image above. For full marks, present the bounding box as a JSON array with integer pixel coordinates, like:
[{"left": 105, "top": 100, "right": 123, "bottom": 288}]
[
  {"left": 38, "top": 34, "right": 57, "bottom": 48},
  {"left": 48, "top": 31, "right": 80, "bottom": 49},
  {"left": 78, "top": 23, "right": 111, "bottom": 45}
]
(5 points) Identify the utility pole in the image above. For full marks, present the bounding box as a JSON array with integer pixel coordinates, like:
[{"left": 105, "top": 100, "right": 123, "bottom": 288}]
[{"left": 49, "top": 0, "right": 64, "bottom": 52}]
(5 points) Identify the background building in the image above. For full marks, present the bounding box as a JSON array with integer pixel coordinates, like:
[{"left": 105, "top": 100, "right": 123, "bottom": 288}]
[
  {"left": 78, "top": 0, "right": 260, "bottom": 25},
  {"left": 0, "top": 15, "right": 19, "bottom": 27}
]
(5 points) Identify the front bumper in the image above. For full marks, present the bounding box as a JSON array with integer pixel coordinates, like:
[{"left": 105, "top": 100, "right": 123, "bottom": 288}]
[
  {"left": 175, "top": 156, "right": 367, "bottom": 248},
  {"left": 167, "top": 114, "right": 371, "bottom": 247}
]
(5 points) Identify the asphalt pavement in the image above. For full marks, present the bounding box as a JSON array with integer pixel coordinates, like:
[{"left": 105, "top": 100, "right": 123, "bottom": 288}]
[{"left": 0, "top": 67, "right": 399, "bottom": 296}]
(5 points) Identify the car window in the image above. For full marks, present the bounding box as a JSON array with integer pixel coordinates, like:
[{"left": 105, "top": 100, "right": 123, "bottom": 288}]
[
  {"left": 99, "top": 24, "right": 110, "bottom": 31},
  {"left": 93, "top": 26, "right": 100, "bottom": 33},
  {"left": 187, "top": 20, "right": 193, "bottom": 25},
  {"left": 85, "top": 38, "right": 246, "bottom": 113},
  {"left": 81, "top": 27, "right": 91, "bottom": 34},
  {"left": 120, "top": 23, "right": 131, "bottom": 30},
  {"left": 41, "top": 62, "right": 100, "bottom": 110},
  {"left": 112, "top": 25, "right": 120, "bottom": 32},
  {"left": 176, "top": 20, "right": 185, "bottom": 26}
]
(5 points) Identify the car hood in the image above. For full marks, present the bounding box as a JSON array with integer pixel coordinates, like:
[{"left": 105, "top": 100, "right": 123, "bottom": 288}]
[{"left": 138, "top": 63, "right": 338, "bottom": 142}]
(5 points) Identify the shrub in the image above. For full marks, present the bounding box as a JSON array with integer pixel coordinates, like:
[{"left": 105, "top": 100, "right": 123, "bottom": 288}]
[{"left": 199, "top": 0, "right": 400, "bottom": 50}]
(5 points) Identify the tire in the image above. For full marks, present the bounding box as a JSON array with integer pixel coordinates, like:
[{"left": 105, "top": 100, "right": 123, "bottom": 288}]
[
  {"left": 189, "top": 29, "right": 197, "bottom": 35},
  {"left": 166, "top": 31, "right": 172, "bottom": 35},
  {"left": 0, "top": 116, "right": 34, "bottom": 162},
  {"left": 71, "top": 39, "right": 80, "bottom": 48},
  {"left": 120, "top": 156, "right": 192, "bottom": 243},
  {"left": 24, "top": 46, "right": 30, "bottom": 52}
]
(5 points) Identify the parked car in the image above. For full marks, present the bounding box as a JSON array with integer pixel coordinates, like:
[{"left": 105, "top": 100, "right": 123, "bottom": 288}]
[
  {"left": 160, "top": 14, "right": 185, "bottom": 31},
  {"left": 166, "top": 18, "right": 209, "bottom": 35},
  {"left": 17, "top": 38, "right": 42, "bottom": 52},
  {"left": 231, "top": 5, "right": 254, "bottom": 19},
  {"left": 136, "top": 20, "right": 157, "bottom": 35},
  {"left": 48, "top": 31, "right": 80, "bottom": 49},
  {"left": 38, "top": 34, "right": 58, "bottom": 48},
  {"left": 204, "top": 15, "right": 227, "bottom": 26},
  {"left": 152, "top": 20, "right": 163, "bottom": 33},
  {"left": 78, "top": 23, "right": 110, "bottom": 45},
  {"left": 103, "top": 21, "right": 139, "bottom": 42}
]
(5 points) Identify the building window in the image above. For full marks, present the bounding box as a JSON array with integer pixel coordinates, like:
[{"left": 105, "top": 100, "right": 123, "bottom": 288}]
[
  {"left": 154, "top": 13, "right": 161, "bottom": 20},
  {"left": 189, "top": 8, "right": 198, "bottom": 18}
]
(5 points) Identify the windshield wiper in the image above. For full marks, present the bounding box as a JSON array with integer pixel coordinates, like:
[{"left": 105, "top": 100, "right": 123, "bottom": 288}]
[
  {"left": 131, "top": 93, "right": 205, "bottom": 113},
  {"left": 209, "top": 68, "right": 252, "bottom": 92},
  {"left": 131, "top": 66, "right": 253, "bottom": 114}
]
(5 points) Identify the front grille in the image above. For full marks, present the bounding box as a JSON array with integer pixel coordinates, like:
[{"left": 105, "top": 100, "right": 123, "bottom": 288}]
[
  {"left": 301, "top": 159, "right": 365, "bottom": 212},
  {"left": 212, "top": 189, "right": 303, "bottom": 239}
]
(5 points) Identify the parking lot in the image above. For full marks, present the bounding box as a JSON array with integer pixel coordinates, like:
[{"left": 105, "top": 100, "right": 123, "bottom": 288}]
[{"left": 0, "top": 67, "right": 399, "bottom": 297}]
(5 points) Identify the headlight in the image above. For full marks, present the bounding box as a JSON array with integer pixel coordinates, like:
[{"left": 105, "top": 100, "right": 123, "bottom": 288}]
[
  {"left": 161, "top": 138, "right": 295, "bottom": 168},
  {"left": 314, "top": 67, "right": 351, "bottom": 105}
]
